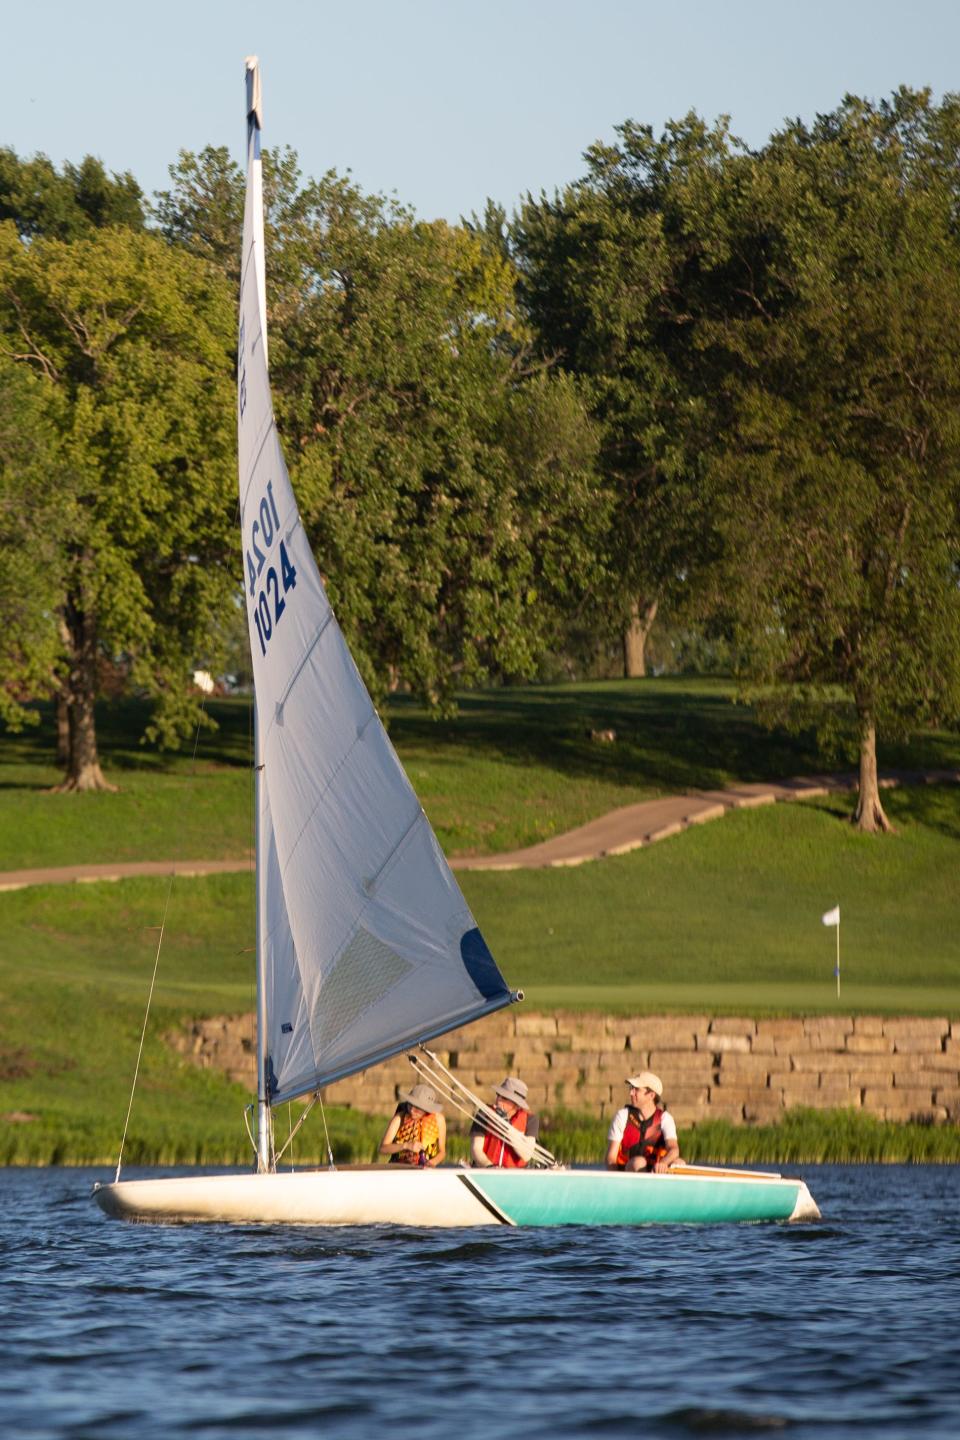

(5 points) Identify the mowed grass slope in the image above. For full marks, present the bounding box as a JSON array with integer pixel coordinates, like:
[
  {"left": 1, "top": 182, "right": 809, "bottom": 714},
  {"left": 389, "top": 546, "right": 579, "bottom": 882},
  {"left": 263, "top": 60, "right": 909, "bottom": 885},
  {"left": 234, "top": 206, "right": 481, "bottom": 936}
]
[
  {"left": 4, "top": 677, "right": 959, "bottom": 869},
  {"left": 1, "top": 783, "right": 959, "bottom": 1162},
  {"left": 1, "top": 679, "right": 959, "bottom": 1163},
  {"left": 465, "top": 785, "right": 960, "bottom": 1014}
]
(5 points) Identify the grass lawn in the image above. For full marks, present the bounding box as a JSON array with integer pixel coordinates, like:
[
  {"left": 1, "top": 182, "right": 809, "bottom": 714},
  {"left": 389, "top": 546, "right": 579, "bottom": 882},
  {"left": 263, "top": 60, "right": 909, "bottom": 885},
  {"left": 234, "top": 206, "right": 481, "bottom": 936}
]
[
  {"left": 2, "top": 680, "right": 958, "bottom": 1163},
  {"left": 3, "top": 678, "right": 959, "bottom": 870},
  {"left": 462, "top": 785, "right": 960, "bottom": 1012},
  {"left": 1, "top": 784, "right": 958, "bottom": 1162}
]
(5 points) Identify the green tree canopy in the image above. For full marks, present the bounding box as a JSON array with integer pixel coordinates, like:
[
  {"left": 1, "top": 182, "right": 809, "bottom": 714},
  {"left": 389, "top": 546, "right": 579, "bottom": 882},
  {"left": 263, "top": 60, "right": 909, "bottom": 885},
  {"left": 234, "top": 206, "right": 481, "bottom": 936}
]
[
  {"left": 160, "top": 153, "right": 604, "bottom": 710},
  {"left": 513, "top": 115, "right": 733, "bottom": 676},
  {"left": 696, "top": 89, "right": 960, "bottom": 830},
  {"left": 0, "top": 147, "right": 145, "bottom": 240},
  {"left": 0, "top": 359, "right": 66, "bottom": 729},
  {"left": 0, "top": 221, "right": 236, "bottom": 787}
]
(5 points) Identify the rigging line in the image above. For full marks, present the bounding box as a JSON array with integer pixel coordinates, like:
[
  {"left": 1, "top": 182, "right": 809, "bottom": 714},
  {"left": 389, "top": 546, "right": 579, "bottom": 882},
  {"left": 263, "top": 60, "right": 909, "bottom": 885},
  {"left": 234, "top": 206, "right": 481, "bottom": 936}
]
[
  {"left": 407, "top": 1055, "right": 521, "bottom": 1147},
  {"left": 409, "top": 1061, "right": 544, "bottom": 1164},
  {"left": 409, "top": 1049, "right": 557, "bottom": 1169},
  {"left": 273, "top": 1091, "right": 317, "bottom": 1163},
  {"left": 272, "top": 1089, "right": 336, "bottom": 1170},
  {"left": 113, "top": 702, "right": 210, "bottom": 1184},
  {"left": 114, "top": 867, "right": 176, "bottom": 1183},
  {"left": 318, "top": 1092, "right": 336, "bottom": 1171}
]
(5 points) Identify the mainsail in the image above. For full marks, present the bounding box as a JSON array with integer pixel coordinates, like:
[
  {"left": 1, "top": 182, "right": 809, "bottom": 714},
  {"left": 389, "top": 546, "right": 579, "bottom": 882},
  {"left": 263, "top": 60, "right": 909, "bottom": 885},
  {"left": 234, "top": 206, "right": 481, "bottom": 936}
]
[{"left": 238, "top": 58, "right": 516, "bottom": 1109}]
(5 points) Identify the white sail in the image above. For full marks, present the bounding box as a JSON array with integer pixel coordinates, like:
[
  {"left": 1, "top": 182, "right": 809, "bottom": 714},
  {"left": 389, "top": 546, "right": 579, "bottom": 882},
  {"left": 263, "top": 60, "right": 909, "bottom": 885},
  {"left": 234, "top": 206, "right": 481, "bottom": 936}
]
[{"left": 237, "top": 58, "right": 516, "bottom": 1107}]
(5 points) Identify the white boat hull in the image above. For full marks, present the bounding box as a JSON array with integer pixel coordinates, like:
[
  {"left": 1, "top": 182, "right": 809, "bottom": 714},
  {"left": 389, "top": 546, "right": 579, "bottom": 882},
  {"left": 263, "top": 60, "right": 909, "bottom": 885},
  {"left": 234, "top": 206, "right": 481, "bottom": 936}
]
[{"left": 93, "top": 1164, "right": 819, "bottom": 1227}]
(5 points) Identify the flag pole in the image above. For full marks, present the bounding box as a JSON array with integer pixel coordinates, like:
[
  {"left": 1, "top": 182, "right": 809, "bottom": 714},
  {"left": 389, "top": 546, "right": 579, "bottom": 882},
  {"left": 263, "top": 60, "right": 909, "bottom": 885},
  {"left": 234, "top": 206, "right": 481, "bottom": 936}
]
[{"left": 835, "top": 918, "right": 840, "bottom": 998}]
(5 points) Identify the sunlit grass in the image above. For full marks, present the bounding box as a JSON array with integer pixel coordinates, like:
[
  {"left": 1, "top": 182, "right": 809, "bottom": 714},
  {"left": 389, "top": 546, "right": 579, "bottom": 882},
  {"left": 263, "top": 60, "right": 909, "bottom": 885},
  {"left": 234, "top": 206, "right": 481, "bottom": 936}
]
[
  {"left": 2, "top": 683, "right": 959, "bottom": 1165},
  {"left": 3, "top": 679, "right": 959, "bottom": 869},
  {"left": 2, "top": 784, "right": 959, "bottom": 1164}
]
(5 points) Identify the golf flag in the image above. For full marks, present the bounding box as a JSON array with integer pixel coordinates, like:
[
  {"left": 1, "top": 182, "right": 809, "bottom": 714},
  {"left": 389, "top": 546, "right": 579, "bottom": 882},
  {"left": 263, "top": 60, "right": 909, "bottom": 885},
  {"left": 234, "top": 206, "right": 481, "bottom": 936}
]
[{"left": 821, "top": 905, "right": 841, "bottom": 995}]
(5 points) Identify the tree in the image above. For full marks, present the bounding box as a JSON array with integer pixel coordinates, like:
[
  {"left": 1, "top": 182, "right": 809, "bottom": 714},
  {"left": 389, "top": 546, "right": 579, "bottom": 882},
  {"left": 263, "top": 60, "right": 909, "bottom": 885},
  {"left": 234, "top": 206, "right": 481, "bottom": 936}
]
[
  {"left": 698, "top": 90, "right": 960, "bottom": 830},
  {"left": 277, "top": 190, "right": 604, "bottom": 708},
  {"left": 154, "top": 143, "right": 307, "bottom": 296},
  {"left": 512, "top": 117, "right": 733, "bottom": 677},
  {"left": 0, "top": 147, "right": 145, "bottom": 239},
  {"left": 160, "top": 155, "right": 604, "bottom": 709},
  {"left": 0, "top": 222, "right": 236, "bottom": 788},
  {"left": 0, "top": 360, "right": 65, "bottom": 730}
]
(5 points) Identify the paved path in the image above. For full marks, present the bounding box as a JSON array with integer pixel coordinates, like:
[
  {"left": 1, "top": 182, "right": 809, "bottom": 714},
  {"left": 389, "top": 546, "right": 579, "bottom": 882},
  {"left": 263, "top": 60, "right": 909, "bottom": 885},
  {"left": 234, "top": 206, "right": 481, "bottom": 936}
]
[{"left": 0, "top": 770, "right": 956, "bottom": 892}]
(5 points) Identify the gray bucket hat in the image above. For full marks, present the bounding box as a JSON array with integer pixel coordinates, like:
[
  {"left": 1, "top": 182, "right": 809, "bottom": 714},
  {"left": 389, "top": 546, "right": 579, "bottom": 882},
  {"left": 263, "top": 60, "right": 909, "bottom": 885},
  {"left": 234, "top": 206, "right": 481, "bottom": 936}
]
[
  {"left": 398, "top": 1082, "right": 444, "bottom": 1113},
  {"left": 495, "top": 1076, "right": 529, "bottom": 1108}
]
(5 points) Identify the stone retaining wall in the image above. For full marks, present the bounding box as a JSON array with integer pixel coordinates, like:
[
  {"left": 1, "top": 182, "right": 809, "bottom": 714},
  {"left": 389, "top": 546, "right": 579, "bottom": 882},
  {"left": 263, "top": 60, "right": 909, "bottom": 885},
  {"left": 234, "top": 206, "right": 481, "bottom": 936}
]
[{"left": 170, "top": 1011, "right": 960, "bottom": 1126}]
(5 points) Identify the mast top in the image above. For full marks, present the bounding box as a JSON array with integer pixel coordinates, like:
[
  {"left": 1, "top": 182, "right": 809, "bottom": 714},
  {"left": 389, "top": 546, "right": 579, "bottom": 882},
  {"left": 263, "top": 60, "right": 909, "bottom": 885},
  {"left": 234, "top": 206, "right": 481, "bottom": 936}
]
[{"left": 245, "top": 56, "right": 263, "bottom": 130}]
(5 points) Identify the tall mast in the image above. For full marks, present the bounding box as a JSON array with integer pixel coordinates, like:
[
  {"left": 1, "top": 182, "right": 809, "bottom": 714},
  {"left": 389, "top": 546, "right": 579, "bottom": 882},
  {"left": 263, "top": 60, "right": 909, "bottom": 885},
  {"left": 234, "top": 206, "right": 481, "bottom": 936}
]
[{"left": 245, "top": 56, "right": 273, "bottom": 1174}]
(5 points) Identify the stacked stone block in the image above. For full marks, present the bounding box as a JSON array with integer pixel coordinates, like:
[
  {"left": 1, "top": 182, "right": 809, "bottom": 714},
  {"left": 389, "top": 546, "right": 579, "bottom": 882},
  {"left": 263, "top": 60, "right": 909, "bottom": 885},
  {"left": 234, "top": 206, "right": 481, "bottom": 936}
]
[{"left": 170, "top": 1011, "right": 960, "bottom": 1126}]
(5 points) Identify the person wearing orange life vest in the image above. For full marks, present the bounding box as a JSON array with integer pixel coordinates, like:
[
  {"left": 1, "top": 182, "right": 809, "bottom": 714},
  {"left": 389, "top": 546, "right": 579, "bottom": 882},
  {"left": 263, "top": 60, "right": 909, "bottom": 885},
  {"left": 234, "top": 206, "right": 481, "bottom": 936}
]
[
  {"left": 379, "top": 1083, "right": 447, "bottom": 1167},
  {"left": 605, "top": 1072, "right": 682, "bottom": 1173},
  {"left": 469, "top": 1076, "right": 539, "bottom": 1168}
]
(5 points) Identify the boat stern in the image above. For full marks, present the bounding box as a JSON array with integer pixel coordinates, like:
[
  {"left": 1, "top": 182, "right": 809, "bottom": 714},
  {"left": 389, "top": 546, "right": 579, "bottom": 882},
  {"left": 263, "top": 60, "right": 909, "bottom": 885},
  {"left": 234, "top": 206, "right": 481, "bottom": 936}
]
[{"left": 787, "top": 1180, "right": 821, "bottom": 1221}]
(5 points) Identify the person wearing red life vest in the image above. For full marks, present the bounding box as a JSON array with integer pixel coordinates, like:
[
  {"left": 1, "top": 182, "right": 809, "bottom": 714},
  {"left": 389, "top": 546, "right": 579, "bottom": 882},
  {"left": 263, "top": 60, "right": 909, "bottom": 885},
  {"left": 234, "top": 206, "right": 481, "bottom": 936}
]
[
  {"left": 605, "top": 1071, "right": 682, "bottom": 1173},
  {"left": 469, "top": 1076, "right": 539, "bottom": 1168}
]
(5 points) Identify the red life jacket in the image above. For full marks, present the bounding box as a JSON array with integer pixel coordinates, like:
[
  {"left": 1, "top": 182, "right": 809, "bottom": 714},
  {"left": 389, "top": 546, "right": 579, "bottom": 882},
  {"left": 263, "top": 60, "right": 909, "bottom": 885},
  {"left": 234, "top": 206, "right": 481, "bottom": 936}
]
[
  {"left": 616, "top": 1105, "right": 668, "bottom": 1170},
  {"left": 482, "top": 1108, "right": 531, "bottom": 1169}
]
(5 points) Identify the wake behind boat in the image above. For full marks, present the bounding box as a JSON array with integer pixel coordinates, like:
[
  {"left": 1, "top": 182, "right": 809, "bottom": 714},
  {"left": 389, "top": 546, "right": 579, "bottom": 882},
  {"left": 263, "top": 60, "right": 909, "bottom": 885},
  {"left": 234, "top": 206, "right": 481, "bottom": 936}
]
[{"left": 93, "top": 59, "right": 819, "bottom": 1230}]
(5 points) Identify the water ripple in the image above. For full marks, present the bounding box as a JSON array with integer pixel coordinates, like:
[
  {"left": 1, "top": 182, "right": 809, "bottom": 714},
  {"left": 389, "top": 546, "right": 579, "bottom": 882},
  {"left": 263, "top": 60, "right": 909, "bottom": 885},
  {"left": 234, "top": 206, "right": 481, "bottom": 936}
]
[{"left": 1, "top": 1165, "right": 958, "bottom": 1439}]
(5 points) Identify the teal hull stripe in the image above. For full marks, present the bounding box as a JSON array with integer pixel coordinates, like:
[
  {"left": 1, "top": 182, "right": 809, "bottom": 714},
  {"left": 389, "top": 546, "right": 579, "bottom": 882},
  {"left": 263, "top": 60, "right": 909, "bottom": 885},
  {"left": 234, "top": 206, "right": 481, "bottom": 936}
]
[
  {"left": 457, "top": 1173, "right": 515, "bottom": 1225},
  {"left": 469, "top": 1171, "right": 800, "bottom": 1226}
]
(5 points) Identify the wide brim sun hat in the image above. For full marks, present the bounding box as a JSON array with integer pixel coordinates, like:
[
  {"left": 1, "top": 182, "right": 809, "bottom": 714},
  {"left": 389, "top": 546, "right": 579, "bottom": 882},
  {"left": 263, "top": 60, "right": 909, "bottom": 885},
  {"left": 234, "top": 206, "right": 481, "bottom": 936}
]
[
  {"left": 398, "top": 1083, "right": 444, "bottom": 1113},
  {"left": 495, "top": 1076, "right": 529, "bottom": 1108}
]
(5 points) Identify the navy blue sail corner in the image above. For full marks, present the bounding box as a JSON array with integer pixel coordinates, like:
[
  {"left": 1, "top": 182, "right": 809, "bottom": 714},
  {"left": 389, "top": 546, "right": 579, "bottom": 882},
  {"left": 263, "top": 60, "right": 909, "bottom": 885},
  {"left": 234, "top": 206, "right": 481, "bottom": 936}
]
[{"left": 459, "top": 927, "right": 508, "bottom": 1000}]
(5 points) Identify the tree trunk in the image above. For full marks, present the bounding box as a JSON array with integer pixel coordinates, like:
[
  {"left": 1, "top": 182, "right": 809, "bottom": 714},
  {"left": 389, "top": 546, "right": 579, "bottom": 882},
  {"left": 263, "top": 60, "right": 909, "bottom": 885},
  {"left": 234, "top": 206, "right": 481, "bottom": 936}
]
[
  {"left": 622, "top": 597, "right": 659, "bottom": 679},
  {"left": 853, "top": 717, "right": 891, "bottom": 834},
  {"left": 53, "top": 599, "right": 117, "bottom": 793},
  {"left": 55, "top": 690, "right": 70, "bottom": 768}
]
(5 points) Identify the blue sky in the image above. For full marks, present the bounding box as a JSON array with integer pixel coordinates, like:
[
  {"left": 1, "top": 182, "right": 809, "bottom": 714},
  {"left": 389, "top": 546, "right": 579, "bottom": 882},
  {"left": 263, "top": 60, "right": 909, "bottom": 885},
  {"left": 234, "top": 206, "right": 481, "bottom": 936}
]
[{"left": 8, "top": 2, "right": 960, "bottom": 221}]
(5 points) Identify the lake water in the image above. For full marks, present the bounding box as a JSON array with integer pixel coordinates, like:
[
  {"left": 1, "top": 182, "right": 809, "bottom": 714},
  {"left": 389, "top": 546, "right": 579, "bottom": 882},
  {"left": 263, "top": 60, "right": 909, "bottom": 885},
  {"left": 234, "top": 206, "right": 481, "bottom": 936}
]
[{"left": 1, "top": 1164, "right": 957, "bottom": 1438}]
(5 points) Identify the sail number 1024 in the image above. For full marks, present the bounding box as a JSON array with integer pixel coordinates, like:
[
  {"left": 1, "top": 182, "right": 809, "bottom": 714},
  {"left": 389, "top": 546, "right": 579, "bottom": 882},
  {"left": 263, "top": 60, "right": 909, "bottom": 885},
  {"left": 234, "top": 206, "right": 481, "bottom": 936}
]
[{"left": 246, "top": 480, "right": 297, "bottom": 656}]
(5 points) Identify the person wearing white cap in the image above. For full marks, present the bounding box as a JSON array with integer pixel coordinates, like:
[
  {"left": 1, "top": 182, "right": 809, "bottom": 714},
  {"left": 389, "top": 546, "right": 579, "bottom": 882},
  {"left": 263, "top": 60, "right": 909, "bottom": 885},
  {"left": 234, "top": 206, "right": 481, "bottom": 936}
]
[
  {"left": 379, "top": 1083, "right": 447, "bottom": 1166},
  {"left": 605, "top": 1071, "right": 682, "bottom": 1173},
  {"left": 469, "top": 1076, "right": 539, "bottom": 1168}
]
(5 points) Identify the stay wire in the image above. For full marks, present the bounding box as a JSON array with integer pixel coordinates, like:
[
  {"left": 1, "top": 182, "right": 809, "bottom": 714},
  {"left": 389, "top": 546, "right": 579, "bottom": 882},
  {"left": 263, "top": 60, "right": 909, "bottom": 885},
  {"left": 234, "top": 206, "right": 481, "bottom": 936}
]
[
  {"left": 113, "top": 702, "right": 208, "bottom": 1183},
  {"left": 272, "top": 1089, "right": 336, "bottom": 1169},
  {"left": 114, "top": 871, "right": 176, "bottom": 1182}
]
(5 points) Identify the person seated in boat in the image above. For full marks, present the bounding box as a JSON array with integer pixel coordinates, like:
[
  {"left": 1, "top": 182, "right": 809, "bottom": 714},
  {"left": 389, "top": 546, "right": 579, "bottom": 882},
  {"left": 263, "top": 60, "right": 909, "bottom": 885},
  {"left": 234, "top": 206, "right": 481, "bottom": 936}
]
[
  {"left": 379, "top": 1083, "right": 446, "bottom": 1167},
  {"left": 605, "top": 1071, "right": 682, "bottom": 1173},
  {"left": 469, "top": 1075, "right": 539, "bottom": 1168}
]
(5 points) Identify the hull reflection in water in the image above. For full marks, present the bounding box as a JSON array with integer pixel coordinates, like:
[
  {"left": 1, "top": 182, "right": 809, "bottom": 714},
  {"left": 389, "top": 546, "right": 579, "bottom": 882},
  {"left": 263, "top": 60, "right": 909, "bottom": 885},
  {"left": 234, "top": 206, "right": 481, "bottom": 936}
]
[{"left": 93, "top": 1165, "right": 820, "bottom": 1227}]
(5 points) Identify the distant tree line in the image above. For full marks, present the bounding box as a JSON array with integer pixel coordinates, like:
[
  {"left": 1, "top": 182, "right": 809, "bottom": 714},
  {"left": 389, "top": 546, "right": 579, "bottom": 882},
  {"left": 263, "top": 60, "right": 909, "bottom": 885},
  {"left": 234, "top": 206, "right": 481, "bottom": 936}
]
[{"left": 1, "top": 87, "right": 959, "bottom": 830}]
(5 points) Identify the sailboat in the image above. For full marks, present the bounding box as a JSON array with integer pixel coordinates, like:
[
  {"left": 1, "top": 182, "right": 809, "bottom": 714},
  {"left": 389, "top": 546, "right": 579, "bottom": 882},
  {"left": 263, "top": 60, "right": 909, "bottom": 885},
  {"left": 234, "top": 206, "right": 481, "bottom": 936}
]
[{"left": 93, "top": 60, "right": 818, "bottom": 1228}]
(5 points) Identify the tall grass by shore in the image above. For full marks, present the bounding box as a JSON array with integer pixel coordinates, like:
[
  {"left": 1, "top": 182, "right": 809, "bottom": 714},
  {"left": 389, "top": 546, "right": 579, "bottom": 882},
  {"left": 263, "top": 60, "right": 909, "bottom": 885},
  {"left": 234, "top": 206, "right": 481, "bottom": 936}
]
[{"left": 5, "top": 1107, "right": 958, "bottom": 1168}]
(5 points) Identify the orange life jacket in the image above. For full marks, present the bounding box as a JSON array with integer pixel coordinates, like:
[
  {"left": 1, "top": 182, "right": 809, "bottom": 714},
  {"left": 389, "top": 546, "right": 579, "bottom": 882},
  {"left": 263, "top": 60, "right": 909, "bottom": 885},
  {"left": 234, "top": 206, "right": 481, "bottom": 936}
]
[
  {"left": 616, "top": 1105, "right": 668, "bottom": 1170},
  {"left": 482, "top": 1109, "right": 531, "bottom": 1169},
  {"left": 389, "top": 1106, "right": 441, "bottom": 1165}
]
